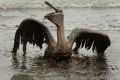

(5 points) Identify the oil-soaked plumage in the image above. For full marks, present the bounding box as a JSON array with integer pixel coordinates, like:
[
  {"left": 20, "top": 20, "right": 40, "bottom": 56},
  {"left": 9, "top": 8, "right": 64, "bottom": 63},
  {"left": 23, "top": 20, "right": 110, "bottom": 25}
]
[
  {"left": 67, "top": 29, "right": 111, "bottom": 55},
  {"left": 12, "top": 18, "right": 55, "bottom": 56},
  {"left": 12, "top": 1, "right": 111, "bottom": 60}
]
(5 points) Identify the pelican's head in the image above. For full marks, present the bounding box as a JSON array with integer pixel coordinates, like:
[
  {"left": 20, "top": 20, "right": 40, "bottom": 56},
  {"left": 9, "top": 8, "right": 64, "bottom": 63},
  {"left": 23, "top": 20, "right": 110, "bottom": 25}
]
[{"left": 44, "top": 1, "right": 64, "bottom": 27}]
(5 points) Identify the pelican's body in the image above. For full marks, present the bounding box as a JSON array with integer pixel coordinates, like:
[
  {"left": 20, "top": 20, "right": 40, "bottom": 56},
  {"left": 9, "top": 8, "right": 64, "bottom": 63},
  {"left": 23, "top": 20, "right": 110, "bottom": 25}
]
[{"left": 12, "top": 1, "right": 111, "bottom": 60}]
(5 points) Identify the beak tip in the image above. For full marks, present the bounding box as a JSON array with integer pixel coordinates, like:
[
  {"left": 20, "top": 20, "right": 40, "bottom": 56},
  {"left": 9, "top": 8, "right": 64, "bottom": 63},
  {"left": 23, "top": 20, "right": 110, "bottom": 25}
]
[{"left": 44, "top": 1, "right": 48, "bottom": 5}]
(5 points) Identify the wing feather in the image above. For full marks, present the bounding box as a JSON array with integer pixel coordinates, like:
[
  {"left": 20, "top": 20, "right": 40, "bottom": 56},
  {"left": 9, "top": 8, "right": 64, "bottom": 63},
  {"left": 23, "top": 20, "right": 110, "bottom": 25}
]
[
  {"left": 19, "top": 19, "right": 55, "bottom": 48},
  {"left": 67, "top": 28, "right": 111, "bottom": 55}
]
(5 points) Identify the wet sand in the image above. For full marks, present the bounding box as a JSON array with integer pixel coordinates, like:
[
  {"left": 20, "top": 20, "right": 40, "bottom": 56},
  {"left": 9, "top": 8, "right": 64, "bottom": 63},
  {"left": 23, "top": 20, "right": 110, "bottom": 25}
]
[{"left": 0, "top": 8, "right": 120, "bottom": 80}]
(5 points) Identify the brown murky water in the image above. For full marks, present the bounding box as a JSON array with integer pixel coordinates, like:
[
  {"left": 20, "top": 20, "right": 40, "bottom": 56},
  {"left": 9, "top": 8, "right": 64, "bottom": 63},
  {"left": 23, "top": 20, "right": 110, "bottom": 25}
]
[{"left": 0, "top": 8, "right": 120, "bottom": 80}]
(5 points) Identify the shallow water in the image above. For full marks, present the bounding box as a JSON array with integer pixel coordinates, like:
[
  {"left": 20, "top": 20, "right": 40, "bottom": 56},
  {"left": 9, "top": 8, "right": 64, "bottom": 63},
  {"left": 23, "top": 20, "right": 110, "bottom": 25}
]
[
  {"left": 0, "top": 0, "right": 120, "bottom": 9},
  {"left": 0, "top": 8, "right": 120, "bottom": 80}
]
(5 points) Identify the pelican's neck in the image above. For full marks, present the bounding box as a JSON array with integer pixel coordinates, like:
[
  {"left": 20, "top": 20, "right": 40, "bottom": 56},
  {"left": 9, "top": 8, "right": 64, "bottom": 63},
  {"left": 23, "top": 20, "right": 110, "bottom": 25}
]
[{"left": 56, "top": 24, "right": 68, "bottom": 49}]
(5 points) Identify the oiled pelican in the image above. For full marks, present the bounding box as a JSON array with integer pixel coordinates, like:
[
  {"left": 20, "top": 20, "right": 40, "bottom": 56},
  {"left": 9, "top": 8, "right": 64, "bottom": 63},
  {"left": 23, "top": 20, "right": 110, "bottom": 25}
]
[{"left": 12, "top": 1, "right": 111, "bottom": 60}]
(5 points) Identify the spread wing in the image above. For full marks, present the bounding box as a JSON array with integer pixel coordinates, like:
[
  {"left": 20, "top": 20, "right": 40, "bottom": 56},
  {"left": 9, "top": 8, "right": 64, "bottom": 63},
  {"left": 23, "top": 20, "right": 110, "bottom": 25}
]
[
  {"left": 67, "top": 28, "right": 111, "bottom": 55},
  {"left": 12, "top": 19, "right": 56, "bottom": 54},
  {"left": 20, "top": 19, "right": 56, "bottom": 48}
]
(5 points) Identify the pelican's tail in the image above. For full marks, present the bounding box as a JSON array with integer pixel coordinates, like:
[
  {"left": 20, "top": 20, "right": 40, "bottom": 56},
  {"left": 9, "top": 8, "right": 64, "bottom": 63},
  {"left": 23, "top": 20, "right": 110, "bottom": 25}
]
[{"left": 11, "top": 26, "right": 21, "bottom": 55}]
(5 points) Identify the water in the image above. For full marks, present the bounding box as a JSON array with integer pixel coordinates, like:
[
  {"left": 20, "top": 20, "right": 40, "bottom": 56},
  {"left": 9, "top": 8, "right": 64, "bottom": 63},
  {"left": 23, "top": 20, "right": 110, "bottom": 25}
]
[
  {"left": 0, "top": 2, "right": 120, "bottom": 80},
  {"left": 0, "top": 0, "right": 120, "bottom": 9}
]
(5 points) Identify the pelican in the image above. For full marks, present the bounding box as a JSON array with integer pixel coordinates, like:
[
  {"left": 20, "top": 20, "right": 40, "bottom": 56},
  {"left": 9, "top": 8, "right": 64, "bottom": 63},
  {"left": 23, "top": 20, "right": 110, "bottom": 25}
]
[{"left": 12, "top": 1, "right": 111, "bottom": 60}]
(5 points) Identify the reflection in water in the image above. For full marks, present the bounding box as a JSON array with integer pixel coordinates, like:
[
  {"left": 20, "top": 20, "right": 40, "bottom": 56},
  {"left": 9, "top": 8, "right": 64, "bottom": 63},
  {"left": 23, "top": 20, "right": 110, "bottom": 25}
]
[
  {"left": 11, "top": 55, "right": 19, "bottom": 70},
  {"left": 11, "top": 74, "right": 34, "bottom": 80},
  {"left": 11, "top": 55, "right": 111, "bottom": 80},
  {"left": 11, "top": 55, "right": 27, "bottom": 71}
]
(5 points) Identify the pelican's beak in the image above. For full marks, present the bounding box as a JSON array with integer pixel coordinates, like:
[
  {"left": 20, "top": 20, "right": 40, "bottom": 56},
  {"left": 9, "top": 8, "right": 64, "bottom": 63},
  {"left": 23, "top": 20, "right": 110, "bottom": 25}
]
[
  {"left": 44, "top": 1, "right": 62, "bottom": 13},
  {"left": 44, "top": 12, "right": 56, "bottom": 19},
  {"left": 44, "top": 1, "right": 64, "bottom": 26}
]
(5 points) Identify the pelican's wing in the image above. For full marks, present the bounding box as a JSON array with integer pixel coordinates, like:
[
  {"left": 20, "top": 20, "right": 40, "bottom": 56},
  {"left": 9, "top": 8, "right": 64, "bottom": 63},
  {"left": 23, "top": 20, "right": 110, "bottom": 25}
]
[
  {"left": 20, "top": 19, "right": 55, "bottom": 48},
  {"left": 67, "top": 28, "right": 111, "bottom": 54}
]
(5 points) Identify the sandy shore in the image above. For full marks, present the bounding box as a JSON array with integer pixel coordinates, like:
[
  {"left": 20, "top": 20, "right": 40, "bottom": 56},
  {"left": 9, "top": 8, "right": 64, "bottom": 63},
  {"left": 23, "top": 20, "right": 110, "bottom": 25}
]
[{"left": 0, "top": 8, "right": 120, "bottom": 80}]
